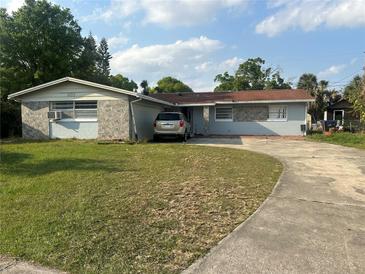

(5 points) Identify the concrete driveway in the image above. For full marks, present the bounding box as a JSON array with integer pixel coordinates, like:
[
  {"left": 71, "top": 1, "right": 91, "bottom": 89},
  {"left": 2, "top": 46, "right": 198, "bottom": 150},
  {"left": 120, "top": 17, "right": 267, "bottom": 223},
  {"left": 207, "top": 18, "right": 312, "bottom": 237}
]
[{"left": 184, "top": 137, "right": 365, "bottom": 274}]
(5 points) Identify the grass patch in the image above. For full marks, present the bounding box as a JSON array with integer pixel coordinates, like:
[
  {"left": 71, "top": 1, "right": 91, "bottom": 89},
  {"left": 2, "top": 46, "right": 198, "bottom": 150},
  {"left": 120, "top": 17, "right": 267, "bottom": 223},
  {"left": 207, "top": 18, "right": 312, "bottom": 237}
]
[
  {"left": 306, "top": 132, "right": 365, "bottom": 150},
  {"left": 0, "top": 141, "right": 282, "bottom": 273}
]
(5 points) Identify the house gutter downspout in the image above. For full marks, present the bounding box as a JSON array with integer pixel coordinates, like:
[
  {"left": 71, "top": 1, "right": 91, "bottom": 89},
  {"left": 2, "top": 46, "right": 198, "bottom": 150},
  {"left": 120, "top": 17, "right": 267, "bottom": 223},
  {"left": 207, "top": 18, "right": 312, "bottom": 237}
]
[{"left": 130, "top": 98, "right": 142, "bottom": 142}]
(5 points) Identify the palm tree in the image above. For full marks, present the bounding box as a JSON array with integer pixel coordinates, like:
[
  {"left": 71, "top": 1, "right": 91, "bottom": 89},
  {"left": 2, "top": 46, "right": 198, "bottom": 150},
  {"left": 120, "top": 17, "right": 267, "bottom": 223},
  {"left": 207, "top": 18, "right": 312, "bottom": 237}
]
[{"left": 297, "top": 73, "right": 318, "bottom": 96}]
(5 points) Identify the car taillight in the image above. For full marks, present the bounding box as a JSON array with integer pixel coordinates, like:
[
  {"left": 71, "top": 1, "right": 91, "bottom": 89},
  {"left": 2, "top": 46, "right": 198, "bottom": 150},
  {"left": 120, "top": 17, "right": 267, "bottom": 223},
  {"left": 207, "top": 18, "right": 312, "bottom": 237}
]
[
  {"left": 153, "top": 121, "right": 156, "bottom": 127},
  {"left": 179, "top": 120, "right": 184, "bottom": 127}
]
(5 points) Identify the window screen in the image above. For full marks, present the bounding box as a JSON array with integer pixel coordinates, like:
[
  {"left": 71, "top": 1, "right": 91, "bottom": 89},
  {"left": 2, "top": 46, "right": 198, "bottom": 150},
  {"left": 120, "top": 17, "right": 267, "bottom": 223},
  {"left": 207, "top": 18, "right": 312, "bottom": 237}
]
[
  {"left": 268, "top": 105, "right": 287, "bottom": 120},
  {"left": 51, "top": 101, "right": 73, "bottom": 110},
  {"left": 50, "top": 101, "right": 97, "bottom": 119},
  {"left": 215, "top": 107, "right": 233, "bottom": 121}
]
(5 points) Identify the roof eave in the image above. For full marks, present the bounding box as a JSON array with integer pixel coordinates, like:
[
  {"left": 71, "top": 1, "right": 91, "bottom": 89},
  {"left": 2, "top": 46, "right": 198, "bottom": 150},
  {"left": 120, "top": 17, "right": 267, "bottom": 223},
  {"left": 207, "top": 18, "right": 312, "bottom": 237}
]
[
  {"left": 7, "top": 77, "right": 139, "bottom": 100},
  {"left": 176, "top": 99, "right": 315, "bottom": 106},
  {"left": 137, "top": 94, "right": 175, "bottom": 106}
]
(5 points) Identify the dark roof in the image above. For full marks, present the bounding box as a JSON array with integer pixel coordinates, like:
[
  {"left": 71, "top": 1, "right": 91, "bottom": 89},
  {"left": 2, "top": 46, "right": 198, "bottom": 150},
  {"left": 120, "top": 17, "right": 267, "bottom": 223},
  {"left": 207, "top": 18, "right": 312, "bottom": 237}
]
[
  {"left": 327, "top": 98, "right": 353, "bottom": 110},
  {"left": 149, "top": 89, "right": 314, "bottom": 105}
]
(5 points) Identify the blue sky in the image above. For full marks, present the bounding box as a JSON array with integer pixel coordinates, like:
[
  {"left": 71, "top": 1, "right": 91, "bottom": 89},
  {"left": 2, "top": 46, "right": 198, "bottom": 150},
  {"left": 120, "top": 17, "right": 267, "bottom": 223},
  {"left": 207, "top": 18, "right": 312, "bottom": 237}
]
[{"left": 2, "top": 0, "right": 365, "bottom": 91}]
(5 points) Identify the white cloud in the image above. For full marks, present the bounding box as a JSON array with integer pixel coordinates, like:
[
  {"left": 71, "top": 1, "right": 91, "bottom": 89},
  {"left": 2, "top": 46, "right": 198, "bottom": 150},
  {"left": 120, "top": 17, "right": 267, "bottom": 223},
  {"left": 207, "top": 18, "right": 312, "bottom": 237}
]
[
  {"left": 256, "top": 0, "right": 365, "bottom": 37},
  {"left": 220, "top": 56, "right": 243, "bottom": 69},
  {"left": 1, "top": 0, "right": 25, "bottom": 13},
  {"left": 84, "top": 0, "right": 248, "bottom": 26},
  {"left": 111, "top": 36, "right": 223, "bottom": 73},
  {"left": 195, "top": 62, "right": 214, "bottom": 72},
  {"left": 107, "top": 34, "right": 129, "bottom": 49},
  {"left": 110, "top": 36, "right": 237, "bottom": 91},
  {"left": 318, "top": 64, "right": 346, "bottom": 78}
]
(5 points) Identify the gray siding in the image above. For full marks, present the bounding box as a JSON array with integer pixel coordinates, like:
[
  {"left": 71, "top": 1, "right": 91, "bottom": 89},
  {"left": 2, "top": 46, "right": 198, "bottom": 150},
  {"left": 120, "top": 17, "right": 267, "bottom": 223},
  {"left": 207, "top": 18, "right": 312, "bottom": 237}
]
[
  {"left": 21, "top": 101, "right": 49, "bottom": 139},
  {"left": 97, "top": 99, "right": 130, "bottom": 140},
  {"left": 192, "top": 103, "right": 306, "bottom": 136},
  {"left": 133, "top": 100, "right": 165, "bottom": 141},
  {"left": 192, "top": 107, "right": 205, "bottom": 135}
]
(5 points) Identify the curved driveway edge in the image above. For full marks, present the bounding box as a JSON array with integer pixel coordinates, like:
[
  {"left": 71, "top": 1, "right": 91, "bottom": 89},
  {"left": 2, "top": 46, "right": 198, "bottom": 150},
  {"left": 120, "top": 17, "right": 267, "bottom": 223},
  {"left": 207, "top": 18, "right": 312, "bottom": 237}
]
[
  {"left": 0, "top": 256, "right": 66, "bottom": 274},
  {"left": 184, "top": 137, "right": 365, "bottom": 274}
]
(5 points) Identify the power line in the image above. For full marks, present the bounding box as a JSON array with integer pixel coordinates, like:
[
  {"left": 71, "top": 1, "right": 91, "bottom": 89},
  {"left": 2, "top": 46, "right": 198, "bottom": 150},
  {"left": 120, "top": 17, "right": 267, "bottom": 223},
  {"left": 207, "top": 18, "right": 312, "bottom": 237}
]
[{"left": 330, "top": 69, "right": 363, "bottom": 84}]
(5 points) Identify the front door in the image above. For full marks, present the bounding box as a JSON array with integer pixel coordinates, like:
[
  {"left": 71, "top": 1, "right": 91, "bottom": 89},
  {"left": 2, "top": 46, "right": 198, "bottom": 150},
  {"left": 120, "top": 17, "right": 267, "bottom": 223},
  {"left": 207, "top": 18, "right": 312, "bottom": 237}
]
[{"left": 333, "top": 110, "right": 344, "bottom": 125}]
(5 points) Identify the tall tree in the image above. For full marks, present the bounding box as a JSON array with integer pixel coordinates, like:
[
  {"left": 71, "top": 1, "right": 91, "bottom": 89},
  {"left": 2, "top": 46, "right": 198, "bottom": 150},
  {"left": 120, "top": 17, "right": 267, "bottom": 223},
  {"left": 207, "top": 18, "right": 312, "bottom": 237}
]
[
  {"left": 214, "top": 72, "right": 235, "bottom": 92},
  {"left": 344, "top": 75, "right": 362, "bottom": 98},
  {"left": 0, "top": 0, "right": 83, "bottom": 137},
  {"left": 214, "top": 57, "right": 291, "bottom": 92},
  {"left": 297, "top": 73, "right": 318, "bottom": 96},
  {"left": 1, "top": 0, "right": 82, "bottom": 87},
  {"left": 296, "top": 73, "right": 332, "bottom": 121},
  {"left": 235, "top": 57, "right": 270, "bottom": 90},
  {"left": 344, "top": 74, "right": 365, "bottom": 122},
  {"left": 153, "top": 76, "right": 193, "bottom": 93},
  {"left": 74, "top": 33, "right": 98, "bottom": 81},
  {"left": 140, "top": 80, "right": 149, "bottom": 95},
  {"left": 110, "top": 74, "right": 137, "bottom": 91},
  {"left": 96, "top": 38, "right": 111, "bottom": 84}
]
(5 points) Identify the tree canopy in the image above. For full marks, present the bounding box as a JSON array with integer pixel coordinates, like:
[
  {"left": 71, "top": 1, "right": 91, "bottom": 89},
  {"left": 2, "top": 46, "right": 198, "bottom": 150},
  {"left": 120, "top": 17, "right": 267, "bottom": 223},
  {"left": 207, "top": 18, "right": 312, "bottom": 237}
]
[
  {"left": 140, "top": 80, "right": 150, "bottom": 95},
  {"left": 96, "top": 38, "right": 112, "bottom": 84},
  {"left": 153, "top": 77, "right": 193, "bottom": 93},
  {"left": 110, "top": 74, "right": 138, "bottom": 91},
  {"left": 344, "top": 74, "right": 365, "bottom": 122},
  {"left": 296, "top": 73, "right": 341, "bottom": 122},
  {"left": 0, "top": 0, "right": 116, "bottom": 137},
  {"left": 0, "top": 0, "right": 83, "bottom": 89},
  {"left": 214, "top": 57, "right": 291, "bottom": 92},
  {"left": 297, "top": 73, "right": 318, "bottom": 96}
]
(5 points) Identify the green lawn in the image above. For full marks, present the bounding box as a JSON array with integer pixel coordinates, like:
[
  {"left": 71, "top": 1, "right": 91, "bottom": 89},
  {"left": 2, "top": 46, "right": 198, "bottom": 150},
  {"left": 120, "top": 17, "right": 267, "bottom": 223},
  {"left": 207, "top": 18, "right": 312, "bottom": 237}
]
[
  {"left": 306, "top": 132, "right": 365, "bottom": 150},
  {"left": 0, "top": 140, "right": 282, "bottom": 273}
]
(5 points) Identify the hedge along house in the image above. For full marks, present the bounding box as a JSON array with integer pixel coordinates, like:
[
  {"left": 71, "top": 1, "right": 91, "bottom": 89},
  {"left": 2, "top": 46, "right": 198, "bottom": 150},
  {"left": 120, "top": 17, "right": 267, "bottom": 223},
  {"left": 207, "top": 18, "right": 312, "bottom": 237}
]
[{"left": 8, "top": 77, "right": 314, "bottom": 140}]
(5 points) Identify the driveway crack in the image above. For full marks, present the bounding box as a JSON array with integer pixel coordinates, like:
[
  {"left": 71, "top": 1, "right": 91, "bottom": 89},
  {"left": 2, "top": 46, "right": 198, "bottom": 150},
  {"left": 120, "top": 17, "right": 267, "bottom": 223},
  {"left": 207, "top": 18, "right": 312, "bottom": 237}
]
[{"left": 270, "top": 195, "right": 365, "bottom": 209}]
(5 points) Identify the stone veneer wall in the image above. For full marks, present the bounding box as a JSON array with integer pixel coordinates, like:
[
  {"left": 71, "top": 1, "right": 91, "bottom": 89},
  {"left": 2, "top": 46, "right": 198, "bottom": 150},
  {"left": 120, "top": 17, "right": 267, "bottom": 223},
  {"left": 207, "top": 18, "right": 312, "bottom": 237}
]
[
  {"left": 21, "top": 101, "right": 49, "bottom": 139},
  {"left": 233, "top": 105, "right": 268, "bottom": 122},
  {"left": 97, "top": 99, "right": 130, "bottom": 140}
]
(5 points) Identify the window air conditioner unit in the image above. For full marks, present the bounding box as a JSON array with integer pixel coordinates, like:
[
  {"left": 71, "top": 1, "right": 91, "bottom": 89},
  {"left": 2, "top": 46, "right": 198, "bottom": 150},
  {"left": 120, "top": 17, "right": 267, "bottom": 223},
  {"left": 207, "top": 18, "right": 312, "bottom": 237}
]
[{"left": 48, "top": 111, "right": 62, "bottom": 120}]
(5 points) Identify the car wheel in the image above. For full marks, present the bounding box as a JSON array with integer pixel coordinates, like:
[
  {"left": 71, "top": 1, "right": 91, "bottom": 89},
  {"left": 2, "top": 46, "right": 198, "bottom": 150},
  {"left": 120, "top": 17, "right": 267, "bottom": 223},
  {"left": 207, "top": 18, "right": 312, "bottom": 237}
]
[{"left": 153, "top": 134, "right": 159, "bottom": 142}]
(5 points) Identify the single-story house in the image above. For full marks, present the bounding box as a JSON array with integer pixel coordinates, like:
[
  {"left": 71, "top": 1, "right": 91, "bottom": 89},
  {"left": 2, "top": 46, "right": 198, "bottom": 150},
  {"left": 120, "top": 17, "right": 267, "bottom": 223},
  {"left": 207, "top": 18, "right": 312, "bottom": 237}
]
[
  {"left": 8, "top": 77, "right": 314, "bottom": 140},
  {"left": 324, "top": 98, "right": 360, "bottom": 124}
]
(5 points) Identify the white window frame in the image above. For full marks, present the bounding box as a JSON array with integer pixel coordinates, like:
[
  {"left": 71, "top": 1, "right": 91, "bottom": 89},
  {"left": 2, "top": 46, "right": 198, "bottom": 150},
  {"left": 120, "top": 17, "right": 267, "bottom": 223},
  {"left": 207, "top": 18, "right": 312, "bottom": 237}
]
[
  {"left": 333, "top": 110, "right": 344, "bottom": 121},
  {"left": 50, "top": 101, "right": 98, "bottom": 122},
  {"left": 267, "top": 105, "right": 288, "bottom": 122},
  {"left": 215, "top": 106, "right": 233, "bottom": 122}
]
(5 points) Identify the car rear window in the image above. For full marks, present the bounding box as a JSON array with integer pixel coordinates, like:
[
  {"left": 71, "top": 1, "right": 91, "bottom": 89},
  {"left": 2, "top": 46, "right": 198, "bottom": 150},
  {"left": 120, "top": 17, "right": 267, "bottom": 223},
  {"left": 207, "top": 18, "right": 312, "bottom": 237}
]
[{"left": 156, "top": 113, "right": 181, "bottom": 120}]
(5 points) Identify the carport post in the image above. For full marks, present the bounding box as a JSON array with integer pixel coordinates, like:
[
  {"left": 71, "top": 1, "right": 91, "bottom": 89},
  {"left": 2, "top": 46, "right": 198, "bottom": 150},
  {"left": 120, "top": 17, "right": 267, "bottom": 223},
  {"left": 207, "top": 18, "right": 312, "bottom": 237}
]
[
  {"left": 203, "top": 106, "right": 209, "bottom": 136},
  {"left": 130, "top": 98, "right": 142, "bottom": 141}
]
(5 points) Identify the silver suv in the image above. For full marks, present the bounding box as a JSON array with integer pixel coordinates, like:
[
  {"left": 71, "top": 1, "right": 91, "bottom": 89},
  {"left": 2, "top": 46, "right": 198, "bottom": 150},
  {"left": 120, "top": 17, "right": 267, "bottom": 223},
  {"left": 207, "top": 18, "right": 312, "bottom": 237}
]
[{"left": 153, "top": 112, "right": 191, "bottom": 141}]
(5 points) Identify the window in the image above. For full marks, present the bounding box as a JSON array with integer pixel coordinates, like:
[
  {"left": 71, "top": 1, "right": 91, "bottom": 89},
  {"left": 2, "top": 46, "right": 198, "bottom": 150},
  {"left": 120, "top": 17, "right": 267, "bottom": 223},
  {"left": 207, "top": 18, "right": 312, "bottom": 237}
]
[
  {"left": 215, "top": 107, "right": 233, "bottom": 121},
  {"left": 156, "top": 113, "right": 181, "bottom": 121},
  {"left": 268, "top": 105, "right": 287, "bottom": 121},
  {"left": 50, "top": 101, "right": 97, "bottom": 119}
]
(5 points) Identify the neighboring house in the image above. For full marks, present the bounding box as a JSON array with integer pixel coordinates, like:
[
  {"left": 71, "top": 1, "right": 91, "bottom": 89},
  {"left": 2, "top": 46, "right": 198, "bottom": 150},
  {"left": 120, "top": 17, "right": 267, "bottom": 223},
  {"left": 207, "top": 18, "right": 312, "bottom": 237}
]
[
  {"left": 324, "top": 98, "right": 360, "bottom": 125},
  {"left": 8, "top": 77, "right": 314, "bottom": 140}
]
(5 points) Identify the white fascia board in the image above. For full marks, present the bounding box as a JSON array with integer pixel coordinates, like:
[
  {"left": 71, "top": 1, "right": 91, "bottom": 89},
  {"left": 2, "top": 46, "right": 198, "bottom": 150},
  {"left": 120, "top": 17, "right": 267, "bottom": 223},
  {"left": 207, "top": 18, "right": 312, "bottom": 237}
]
[
  {"left": 7, "top": 76, "right": 174, "bottom": 106},
  {"left": 177, "top": 103, "right": 216, "bottom": 107},
  {"left": 214, "top": 99, "right": 315, "bottom": 104},
  {"left": 7, "top": 77, "right": 139, "bottom": 100},
  {"left": 137, "top": 94, "right": 175, "bottom": 106}
]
